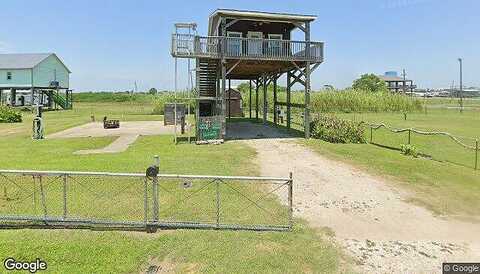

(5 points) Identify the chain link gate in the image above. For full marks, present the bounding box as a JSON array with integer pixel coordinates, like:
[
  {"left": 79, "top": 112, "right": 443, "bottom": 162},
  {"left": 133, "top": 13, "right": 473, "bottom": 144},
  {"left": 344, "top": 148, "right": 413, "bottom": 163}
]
[{"left": 0, "top": 168, "right": 293, "bottom": 232}]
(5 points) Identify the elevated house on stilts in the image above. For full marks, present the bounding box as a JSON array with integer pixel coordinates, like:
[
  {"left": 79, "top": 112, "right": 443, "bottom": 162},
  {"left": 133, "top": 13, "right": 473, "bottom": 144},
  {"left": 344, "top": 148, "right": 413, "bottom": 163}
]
[{"left": 171, "top": 9, "right": 324, "bottom": 141}]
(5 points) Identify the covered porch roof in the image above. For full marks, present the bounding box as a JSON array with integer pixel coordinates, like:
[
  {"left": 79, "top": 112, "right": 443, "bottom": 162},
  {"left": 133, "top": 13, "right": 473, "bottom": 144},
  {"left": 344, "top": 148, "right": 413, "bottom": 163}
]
[{"left": 208, "top": 9, "right": 317, "bottom": 35}]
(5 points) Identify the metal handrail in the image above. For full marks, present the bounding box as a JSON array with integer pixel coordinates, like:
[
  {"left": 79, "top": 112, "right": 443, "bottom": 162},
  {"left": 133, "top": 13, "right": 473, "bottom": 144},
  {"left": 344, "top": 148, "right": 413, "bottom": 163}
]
[
  {"left": 0, "top": 169, "right": 291, "bottom": 182},
  {"left": 171, "top": 34, "right": 324, "bottom": 62}
]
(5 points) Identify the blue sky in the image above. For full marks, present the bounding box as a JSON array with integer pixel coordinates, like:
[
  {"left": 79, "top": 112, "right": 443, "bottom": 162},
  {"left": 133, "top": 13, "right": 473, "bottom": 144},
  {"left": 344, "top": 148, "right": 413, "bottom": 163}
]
[{"left": 1, "top": 0, "right": 478, "bottom": 91}]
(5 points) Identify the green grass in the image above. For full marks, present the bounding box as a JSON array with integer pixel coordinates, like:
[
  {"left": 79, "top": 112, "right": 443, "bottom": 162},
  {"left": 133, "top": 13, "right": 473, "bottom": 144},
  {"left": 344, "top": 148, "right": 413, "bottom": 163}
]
[
  {"left": 302, "top": 101, "right": 480, "bottom": 220},
  {"left": 0, "top": 102, "right": 348, "bottom": 273}
]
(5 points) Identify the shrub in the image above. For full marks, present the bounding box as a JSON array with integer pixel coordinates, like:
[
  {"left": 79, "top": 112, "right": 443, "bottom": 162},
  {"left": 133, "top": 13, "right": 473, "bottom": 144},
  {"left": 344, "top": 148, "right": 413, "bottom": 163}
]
[
  {"left": 0, "top": 105, "right": 22, "bottom": 123},
  {"left": 151, "top": 93, "right": 194, "bottom": 115},
  {"left": 400, "top": 144, "right": 419, "bottom": 157},
  {"left": 310, "top": 115, "right": 365, "bottom": 143},
  {"left": 152, "top": 93, "right": 176, "bottom": 115},
  {"left": 352, "top": 74, "right": 388, "bottom": 93}
]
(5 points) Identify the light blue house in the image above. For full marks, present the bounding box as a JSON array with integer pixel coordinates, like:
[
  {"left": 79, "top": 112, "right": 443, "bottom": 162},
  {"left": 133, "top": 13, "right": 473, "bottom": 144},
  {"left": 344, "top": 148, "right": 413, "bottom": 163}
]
[{"left": 0, "top": 53, "right": 72, "bottom": 109}]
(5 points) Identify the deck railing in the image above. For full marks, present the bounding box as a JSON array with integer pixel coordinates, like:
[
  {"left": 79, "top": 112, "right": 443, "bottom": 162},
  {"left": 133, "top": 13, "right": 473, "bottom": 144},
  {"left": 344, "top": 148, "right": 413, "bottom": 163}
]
[{"left": 172, "top": 34, "right": 324, "bottom": 62}]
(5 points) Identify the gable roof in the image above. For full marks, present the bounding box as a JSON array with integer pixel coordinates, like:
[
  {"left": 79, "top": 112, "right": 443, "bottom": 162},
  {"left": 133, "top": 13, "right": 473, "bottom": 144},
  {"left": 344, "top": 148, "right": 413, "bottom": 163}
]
[{"left": 0, "top": 53, "right": 71, "bottom": 73}]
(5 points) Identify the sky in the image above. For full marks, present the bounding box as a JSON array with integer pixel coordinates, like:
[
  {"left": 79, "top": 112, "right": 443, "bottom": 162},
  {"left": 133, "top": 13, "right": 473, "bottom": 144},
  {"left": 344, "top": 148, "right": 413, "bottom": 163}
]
[{"left": 1, "top": 0, "right": 478, "bottom": 91}]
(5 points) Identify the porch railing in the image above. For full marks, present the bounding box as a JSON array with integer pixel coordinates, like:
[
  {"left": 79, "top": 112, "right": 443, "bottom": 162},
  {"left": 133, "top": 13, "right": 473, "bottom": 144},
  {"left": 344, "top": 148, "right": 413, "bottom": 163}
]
[{"left": 172, "top": 34, "right": 324, "bottom": 62}]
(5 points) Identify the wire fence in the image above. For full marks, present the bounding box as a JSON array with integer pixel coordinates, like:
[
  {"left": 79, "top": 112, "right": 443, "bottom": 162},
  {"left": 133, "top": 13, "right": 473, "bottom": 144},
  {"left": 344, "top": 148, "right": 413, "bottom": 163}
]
[
  {"left": 0, "top": 170, "right": 293, "bottom": 232},
  {"left": 366, "top": 123, "right": 479, "bottom": 170}
]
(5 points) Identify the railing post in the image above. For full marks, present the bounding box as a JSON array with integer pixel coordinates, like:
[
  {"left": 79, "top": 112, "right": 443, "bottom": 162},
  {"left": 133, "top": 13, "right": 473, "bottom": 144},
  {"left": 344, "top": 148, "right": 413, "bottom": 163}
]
[
  {"left": 63, "top": 174, "right": 67, "bottom": 220},
  {"left": 288, "top": 172, "right": 293, "bottom": 230},
  {"left": 475, "top": 139, "right": 478, "bottom": 170},
  {"left": 216, "top": 179, "right": 220, "bottom": 229}
]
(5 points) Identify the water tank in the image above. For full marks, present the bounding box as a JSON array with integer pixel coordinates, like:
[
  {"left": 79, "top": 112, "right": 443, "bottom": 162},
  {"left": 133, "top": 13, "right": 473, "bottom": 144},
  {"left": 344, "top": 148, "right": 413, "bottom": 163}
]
[{"left": 385, "top": 71, "right": 398, "bottom": 77}]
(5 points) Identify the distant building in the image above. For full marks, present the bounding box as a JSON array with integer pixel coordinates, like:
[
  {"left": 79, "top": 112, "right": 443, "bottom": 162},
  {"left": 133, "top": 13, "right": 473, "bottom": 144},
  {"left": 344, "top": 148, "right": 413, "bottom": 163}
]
[
  {"left": 0, "top": 53, "right": 72, "bottom": 109},
  {"left": 225, "top": 88, "right": 244, "bottom": 117},
  {"left": 378, "top": 71, "right": 416, "bottom": 93}
]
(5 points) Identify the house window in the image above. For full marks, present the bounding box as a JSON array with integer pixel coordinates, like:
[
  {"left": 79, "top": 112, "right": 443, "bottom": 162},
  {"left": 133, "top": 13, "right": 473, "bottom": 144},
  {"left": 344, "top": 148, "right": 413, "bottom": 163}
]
[
  {"left": 226, "top": 31, "right": 243, "bottom": 56},
  {"left": 6, "top": 72, "right": 12, "bottom": 80},
  {"left": 267, "top": 34, "right": 283, "bottom": 56}
]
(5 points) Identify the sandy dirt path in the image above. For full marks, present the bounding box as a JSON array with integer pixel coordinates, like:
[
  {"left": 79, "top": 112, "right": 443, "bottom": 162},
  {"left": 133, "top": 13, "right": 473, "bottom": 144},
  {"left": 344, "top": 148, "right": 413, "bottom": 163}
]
[{"left": 242, "top": 138, "right": 480, "bottom": 274}]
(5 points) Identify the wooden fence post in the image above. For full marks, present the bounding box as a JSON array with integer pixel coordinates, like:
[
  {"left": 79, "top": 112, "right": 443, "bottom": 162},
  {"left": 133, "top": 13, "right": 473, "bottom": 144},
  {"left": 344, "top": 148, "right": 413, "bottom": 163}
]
[
  {"left": 475, "top": 139, "right": 478, "bottom": 170},
  {"left": 408, "top": 129, "right": 411, "bottom": 145}
]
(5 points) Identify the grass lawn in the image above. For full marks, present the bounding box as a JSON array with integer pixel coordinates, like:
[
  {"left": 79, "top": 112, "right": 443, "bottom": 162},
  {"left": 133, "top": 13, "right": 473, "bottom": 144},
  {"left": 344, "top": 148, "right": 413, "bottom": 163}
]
[
  {"left": 0, "top": 102, "right": 348, "bottom": 273},
  {"left": 302, "top": 99, "right": 480, "bottom": 220}
]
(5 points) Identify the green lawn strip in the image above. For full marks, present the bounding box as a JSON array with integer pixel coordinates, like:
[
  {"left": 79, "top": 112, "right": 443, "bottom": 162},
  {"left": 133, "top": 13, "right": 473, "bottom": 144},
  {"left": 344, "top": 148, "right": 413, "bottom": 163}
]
[
  {"left": 0, "top": 102, "right": 348, "bottom": 273},
  {"left": 0, "top": 222, "right": 343, "bottom": 273}
]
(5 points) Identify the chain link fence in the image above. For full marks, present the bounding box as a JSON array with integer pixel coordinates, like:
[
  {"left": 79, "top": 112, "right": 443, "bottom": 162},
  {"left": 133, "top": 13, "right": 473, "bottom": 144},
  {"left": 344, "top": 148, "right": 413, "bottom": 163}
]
[{"left": 0, "top": 170, "right": 292, "bottom": 232}]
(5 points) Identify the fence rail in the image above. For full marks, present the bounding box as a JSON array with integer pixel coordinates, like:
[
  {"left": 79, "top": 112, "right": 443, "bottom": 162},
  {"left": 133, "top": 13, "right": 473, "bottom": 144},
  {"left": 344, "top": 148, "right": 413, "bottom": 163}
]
[
  {"left": 0, "top": 169, "right": 293, "bottom": 232},
  {"left": 171, "top": 34, "right": 324, "bottom": 62},
  {"left": 366, "top": 123, "right": 479, "bottom": 170}
]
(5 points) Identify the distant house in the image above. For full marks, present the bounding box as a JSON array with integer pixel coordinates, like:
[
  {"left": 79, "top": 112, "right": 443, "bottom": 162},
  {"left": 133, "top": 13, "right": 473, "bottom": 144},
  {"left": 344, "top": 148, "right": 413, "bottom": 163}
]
[
  {"left": 378, "top": 71, "right": 416, "bottom": 93},
  {"left": 0, "top": 53, "right": 72, "bottom": 109}
]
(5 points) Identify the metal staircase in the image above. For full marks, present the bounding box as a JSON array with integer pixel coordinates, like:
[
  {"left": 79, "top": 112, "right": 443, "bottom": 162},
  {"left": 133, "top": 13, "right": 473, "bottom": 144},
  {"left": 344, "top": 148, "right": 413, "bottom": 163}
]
[
  {"left": 197, "top": 59, "right": 218, "bottom": 98},
  {"left": 50, "top": 91, "right": 72, "bottom": 109}
]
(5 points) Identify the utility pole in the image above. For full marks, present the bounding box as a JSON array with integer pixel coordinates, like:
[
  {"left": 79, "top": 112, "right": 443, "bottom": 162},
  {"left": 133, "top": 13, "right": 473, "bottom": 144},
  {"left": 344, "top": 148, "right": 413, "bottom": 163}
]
[
  {"left": 401, "top": 69, "right": 407, "bottom": 94},
  {"left": 458, "top": 58, "right": 463, "bottom": 113}
]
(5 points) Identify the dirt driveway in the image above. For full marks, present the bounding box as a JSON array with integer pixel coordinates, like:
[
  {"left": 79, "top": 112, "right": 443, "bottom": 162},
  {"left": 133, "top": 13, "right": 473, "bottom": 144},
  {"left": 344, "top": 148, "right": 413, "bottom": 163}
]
[{"left": 242, "top": 138, "right": 480, "bottom": 274}]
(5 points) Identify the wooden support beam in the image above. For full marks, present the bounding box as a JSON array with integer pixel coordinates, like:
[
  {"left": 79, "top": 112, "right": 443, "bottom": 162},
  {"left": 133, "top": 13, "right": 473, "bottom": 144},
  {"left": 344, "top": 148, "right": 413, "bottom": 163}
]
[
  {"left": 255, "top": 78, "right": 259, "bottom": 120},
  {"left": 286, "top": 72, "right": 291, "bottom": 129},
  {"left": 289, "top": 72, "right": 306, "bottom": 88},
  {"left": 263, "top": 76, "right": 267, "bottom": 124},
  {"left": 304, "top": 21, "right": 311, "bottom": 139},
  {"left": 228, "top": 79, "right": 231, "bottom": 119},
  {"left": 226, "top": 60, "right": 241, "bottom": 76},
  {"left": 310, "top": 62, "right": 321, "bottom": 74},
  {"left": 293, "top": 22, "right": 306, "bottom": 33},
  {"left": 249, "top": 80, "right": 252, "bottom": 119},
  {"left": 273, "top": 77, "right": 277, "bottom": 125},
  {"left": 290, "top": 61, "right": 305, "bottom": 77},
  {"left": 220, "top": 17, "right": 227, "bottom": 138},
  {"left": 225, "top": 18, "right": 240, "bottom": 29}
]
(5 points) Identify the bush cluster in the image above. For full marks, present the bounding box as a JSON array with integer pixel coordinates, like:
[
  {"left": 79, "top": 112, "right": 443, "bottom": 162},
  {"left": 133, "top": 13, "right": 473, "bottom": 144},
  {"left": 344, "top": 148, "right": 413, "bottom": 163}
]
[
  {"left": 310, "top": 115, "right": 365, "bottom": 143},
  {"left": 400, "top": 144, "right": 419, "bottom": 157},
  {"left": 0, "top": 105, "right": 22, "bottom": 123},
  {"left": 151, "top": 93, "right": 195, "bottom": 115},
  {"left": 310, "top": 89, "right": 423, "bottom": 113},
  {"left": 73, "top": 92, "right": 154, "bottom": 103}
]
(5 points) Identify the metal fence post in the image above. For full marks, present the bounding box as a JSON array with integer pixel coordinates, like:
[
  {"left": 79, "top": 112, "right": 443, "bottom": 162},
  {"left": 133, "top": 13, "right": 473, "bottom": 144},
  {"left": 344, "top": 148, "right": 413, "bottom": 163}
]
[
  {"left": 408, "top": 129, "right": 411, "bottom": 145},
  {"left": 216, "top": 179, "right": 220, "bottom": 228},
  {"left": 370, "top": 127, "right": 373, "bottom": 143},
  {"left": 144, "top": 177, "right": 148, "bottom": 224},
  {"left": 39, "top": 175, "right": 48, "bottom": 219},
  {"left": 475, "top": 139, "right": 478, "bottom": 170},
  {"left": 152, "top": 156, "right": 160, "bottom": 223},
  {"left": 63, "top": 174, "right": 67, "bottom": 220},
  {"left": 288, "top": 172, "right": 293, "bottom": 230}
]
